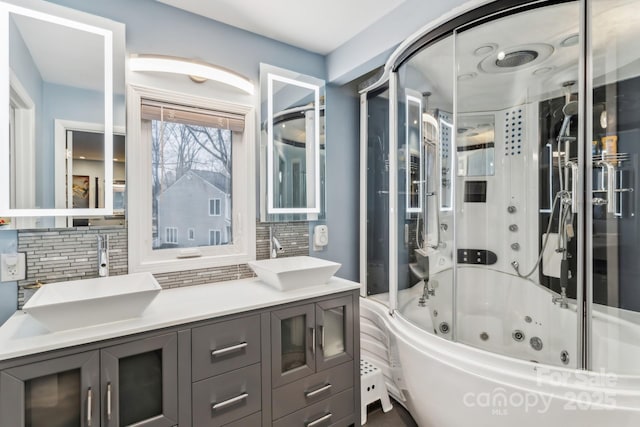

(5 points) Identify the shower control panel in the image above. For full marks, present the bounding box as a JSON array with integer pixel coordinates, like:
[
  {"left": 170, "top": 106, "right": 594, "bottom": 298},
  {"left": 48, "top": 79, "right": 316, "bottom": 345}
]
[{"left": 457, "top": 249, "right": 498, "bottom": 265}]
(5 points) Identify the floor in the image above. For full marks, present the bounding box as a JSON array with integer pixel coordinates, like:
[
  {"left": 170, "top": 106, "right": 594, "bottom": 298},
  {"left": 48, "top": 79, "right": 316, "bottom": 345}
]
[{"left": 364, "top": 399, "right": 419, "bottom": 427}]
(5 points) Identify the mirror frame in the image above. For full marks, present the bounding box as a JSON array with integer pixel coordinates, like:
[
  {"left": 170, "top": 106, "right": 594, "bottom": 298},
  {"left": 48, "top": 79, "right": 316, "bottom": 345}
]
[
  {"left": 266, "top": 72, "right": 321, "bottom": 215},
  {"left": 0, "top": 1, "right": 114, "bottom": 217}
]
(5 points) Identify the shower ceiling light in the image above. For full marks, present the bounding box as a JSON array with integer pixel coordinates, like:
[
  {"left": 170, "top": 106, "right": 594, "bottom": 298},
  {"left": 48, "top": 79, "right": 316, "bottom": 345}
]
[
  {"left": 560, "top": 34, "right": 579, "bottom": 47},
  {"left": 129, "top": 54, "right": 254, "bottom": 95},
  {"left": 474, "top": 44, "right": 497, "bottom": 56},
  {"left": 497, "top": 51, "right": 506, "bottom": 61}
]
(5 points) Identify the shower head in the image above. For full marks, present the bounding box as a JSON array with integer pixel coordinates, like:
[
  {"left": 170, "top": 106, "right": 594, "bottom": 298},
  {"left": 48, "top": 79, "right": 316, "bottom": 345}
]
[{"left": 562, "top": 100, "right": 578, "bottom": 117}]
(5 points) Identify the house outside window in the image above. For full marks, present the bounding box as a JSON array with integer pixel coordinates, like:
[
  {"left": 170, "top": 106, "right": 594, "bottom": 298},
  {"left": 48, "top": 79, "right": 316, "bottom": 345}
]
[{"left": 128, "top": 85, "right": 255, "bottom": 274}]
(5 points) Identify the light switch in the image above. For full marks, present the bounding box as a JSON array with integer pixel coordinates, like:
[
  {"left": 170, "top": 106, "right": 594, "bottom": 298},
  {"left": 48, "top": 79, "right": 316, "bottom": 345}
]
[{"left": 0, "top": 253, "right": 26, "bottom": 282}]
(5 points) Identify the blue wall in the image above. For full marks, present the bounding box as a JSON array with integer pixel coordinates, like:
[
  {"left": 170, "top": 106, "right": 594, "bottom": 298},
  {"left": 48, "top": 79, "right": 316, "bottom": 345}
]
[
  {"left": 44, "top": 0, "right": 361, "bottom": 281},
  {"left": 47, "top": 0, "right": 325, "bottom": 81},
  {"left": 309, "top": 84, "right": 360, "bottom": 281}
]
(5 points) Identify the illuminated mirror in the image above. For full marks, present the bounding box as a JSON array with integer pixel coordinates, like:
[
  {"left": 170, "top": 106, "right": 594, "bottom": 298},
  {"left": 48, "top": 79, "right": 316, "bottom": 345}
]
[
  {"left": 260, "top": 63, "right": 326, "bottom": 222},
  {"left": 0, "top": 0, "right": 125, "bottom": 226}
]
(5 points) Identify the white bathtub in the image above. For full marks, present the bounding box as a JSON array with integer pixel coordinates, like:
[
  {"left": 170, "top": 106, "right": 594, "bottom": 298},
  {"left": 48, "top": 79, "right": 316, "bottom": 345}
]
[{"left": 361, "top": 267, "right": 640, "bottom": 426}]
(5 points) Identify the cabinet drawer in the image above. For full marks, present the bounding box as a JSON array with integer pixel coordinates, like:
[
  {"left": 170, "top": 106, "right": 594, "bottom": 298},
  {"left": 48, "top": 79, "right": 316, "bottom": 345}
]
[
  {"left": 273, "top": 388, "right": 354, "bottom": 427},
  {"left": 222, "top": 411, "right": 261, "bottom": 427},
  {"left": 272, "top": 361, "right": 353, "bottom": 419},
  {"left": 192, "top": 363, "right": 262, "bottom": 426},
  {"left": 192, "top": 314, "right": 261, "bottom": 381}
]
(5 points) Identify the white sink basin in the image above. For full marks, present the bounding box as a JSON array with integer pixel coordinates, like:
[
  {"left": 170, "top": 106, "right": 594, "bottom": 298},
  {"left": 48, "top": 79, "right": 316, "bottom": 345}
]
[
  {"left": 22, "top": 272, "right": 161, "bottom": 331},
  {"left": 248, "top": 256, "right": 341, "bottom": 291}
]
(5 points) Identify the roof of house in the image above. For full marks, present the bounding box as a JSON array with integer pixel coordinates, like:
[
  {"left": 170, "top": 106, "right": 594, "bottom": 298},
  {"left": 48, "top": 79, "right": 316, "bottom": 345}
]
[{"left": 161, "top": 169, "right": 231, "bottom": 195}]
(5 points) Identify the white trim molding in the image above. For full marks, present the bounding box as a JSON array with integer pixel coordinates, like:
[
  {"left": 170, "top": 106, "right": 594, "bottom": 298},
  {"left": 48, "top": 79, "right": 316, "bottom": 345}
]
[{"left": 127, "top": 84, "right": 256, "bottom": 274}]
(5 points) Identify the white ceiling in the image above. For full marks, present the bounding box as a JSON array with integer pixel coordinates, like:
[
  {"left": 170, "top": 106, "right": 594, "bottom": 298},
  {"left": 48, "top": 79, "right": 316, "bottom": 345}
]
[{"left": 156, "top": 0, "right": 406, "bottom": 55}]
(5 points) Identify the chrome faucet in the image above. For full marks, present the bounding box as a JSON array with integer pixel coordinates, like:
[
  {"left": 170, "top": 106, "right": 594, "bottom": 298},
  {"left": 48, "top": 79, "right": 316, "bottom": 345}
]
[
  {"left": 552, "top": 287, "right": 569, "bottom": 309},
  {"left": 418, "top": 280, "right": 435, "bottom": 307},
  {"left": 269, "top": 225, "right": 284, "bottom": 259},
  {"left": 97, "top": 235, "right": 109, "bottom": 277}
]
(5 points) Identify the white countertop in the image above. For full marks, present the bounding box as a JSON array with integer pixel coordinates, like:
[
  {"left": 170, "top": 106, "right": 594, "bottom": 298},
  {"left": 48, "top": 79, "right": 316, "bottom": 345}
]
[{"left": 0, "top": 276, "right": 360, "bottom": 362}]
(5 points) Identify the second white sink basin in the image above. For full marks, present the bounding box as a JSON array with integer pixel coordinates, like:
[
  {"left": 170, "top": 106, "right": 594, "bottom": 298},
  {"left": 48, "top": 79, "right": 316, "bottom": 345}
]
[
  {"left": 22, "top": 272, "right": 162, "bottom": 332},
  {"left": 248, "top": 256, "right": 341, "bottom": 291}
]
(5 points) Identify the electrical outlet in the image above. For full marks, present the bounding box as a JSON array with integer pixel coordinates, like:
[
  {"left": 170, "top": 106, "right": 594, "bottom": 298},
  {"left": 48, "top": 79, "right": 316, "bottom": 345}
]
[{"left": 0, "top": 253, "right": 26, "bottom": 282}]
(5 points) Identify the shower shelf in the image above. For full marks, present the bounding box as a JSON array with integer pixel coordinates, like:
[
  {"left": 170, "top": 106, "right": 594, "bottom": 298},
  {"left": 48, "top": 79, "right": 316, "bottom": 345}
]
[{"left": 563, "top": 153, "right": 631, "bottom": 166}]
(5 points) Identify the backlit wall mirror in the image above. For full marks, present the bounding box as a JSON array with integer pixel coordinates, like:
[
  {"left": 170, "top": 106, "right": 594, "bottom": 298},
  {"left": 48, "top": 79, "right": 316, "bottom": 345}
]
[
  {"left": 260, "top": 63, "right": 326, "bottom": 222},
  {"left": 0, "top": 0, "right": 125, "bottom": 227}
]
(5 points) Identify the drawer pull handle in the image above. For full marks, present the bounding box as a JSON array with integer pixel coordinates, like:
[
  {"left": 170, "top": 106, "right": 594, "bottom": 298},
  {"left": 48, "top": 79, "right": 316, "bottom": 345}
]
[
  {"left": 305, "top": 383, "right": 332, "bottom": 398},
  {"left": 306, "top": 412, "right": 332, "bottom": 427},
  {"left": 211, "top": 342, "right": 248, "bottom": 358},
  {"left": 86, "top": 387, "right": 92, "bottom": 426},
  {"left": 107, "top": 382, "right": 112, "bottom": 421},
  {"left": 211, "top": 393, "right": 249, "bottom": 411}
]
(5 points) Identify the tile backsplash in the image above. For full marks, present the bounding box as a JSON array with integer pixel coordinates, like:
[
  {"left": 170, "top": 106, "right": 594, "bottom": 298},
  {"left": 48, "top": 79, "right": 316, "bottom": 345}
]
[
  {"left": 18, "top": 226, "right": 128, "bottom": 307},
  {"left": 16, "top": 221, "right": 309, "bottom": 308}
]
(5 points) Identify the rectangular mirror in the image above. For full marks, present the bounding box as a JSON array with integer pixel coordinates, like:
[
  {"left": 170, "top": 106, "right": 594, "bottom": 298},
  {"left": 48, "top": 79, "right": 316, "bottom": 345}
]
[
  {"left": 0, "top": 0, "right": 125, "bottom": 225},
  {"left": 260, "top": 63, "right": 325, "bottom": 222},
  {"left": 456, "top": 114, "right": 495, "bottom": 177}
]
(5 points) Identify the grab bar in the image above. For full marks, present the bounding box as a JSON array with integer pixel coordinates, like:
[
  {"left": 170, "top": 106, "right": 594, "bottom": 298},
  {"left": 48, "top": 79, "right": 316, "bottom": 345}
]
[
  {"left": 566, "top": 161, "right": 579, "bottom": 214},
  {"left": 595, "top": 161, "right": 615, "bottom": 214}
]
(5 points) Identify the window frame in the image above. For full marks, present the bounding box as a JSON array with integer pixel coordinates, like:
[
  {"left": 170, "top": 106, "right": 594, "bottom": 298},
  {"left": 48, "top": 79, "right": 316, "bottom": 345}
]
[
  {"left": 188, "top": 228, "right": 195, "bottom": 241},
  {"left": 127, "top": 84, "right": 256, "bottom": 274}
]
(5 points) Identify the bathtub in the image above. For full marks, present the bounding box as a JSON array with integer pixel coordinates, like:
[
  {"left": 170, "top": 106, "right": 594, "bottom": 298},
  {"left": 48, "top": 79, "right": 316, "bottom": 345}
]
[{"left": 361, "top": 267, "right": 640, "bottom": 426}]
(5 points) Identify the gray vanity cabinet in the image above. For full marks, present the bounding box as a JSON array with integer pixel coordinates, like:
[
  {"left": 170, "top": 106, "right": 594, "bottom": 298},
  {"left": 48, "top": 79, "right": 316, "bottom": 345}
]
[
  {"left": 270, "top": 294, "right": 356, "bottom": 426},
  {"left": 100, "top": 332, "right": 178, "bottom": 426},
  {"left": 0, "top": 351, "right": 100, "bottom": 427},
  {"left": 0, "top": 289, "right": 360, "bottom": 427},
  {"left": 0, "top": 334, "right": 178, "bottom": 427}
]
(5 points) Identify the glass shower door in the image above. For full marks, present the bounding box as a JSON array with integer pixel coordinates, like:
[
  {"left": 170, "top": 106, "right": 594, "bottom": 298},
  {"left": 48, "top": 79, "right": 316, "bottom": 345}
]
[
  {"left": 588, "top": 0, "right": 640, "bottom": 375},
  {"left": 365, "top": 86, "right": 392, "bottom": 304},
  {"left": 453, "top": 0, "right": 581, "bottom": 367}
]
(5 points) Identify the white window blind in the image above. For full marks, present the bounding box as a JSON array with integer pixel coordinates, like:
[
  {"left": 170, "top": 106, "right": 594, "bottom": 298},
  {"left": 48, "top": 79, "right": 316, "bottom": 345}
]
[{"left": 141, "top": 99, "right": 245, "bottom": 131}]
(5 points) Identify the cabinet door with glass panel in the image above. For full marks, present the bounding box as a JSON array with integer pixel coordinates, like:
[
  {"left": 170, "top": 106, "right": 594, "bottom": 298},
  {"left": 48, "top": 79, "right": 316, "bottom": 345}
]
[
  {"left": 0, "top": 351, "right": 100, "bottom": 427},
  {"left": 100, "top": 333, "right": 177, "bottom": 427},
  {"left": 271, "top": 295, "right": 353, "bottom": 387}
]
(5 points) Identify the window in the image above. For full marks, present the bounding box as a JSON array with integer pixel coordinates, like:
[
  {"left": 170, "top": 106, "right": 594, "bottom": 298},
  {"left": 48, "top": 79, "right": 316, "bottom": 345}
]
[
  {"left": 209, "top": 229, "right": 221, "bottom": 245},
  {"left": 209, "top": 198, "right": 221, "bottom": 216},
  {"left": 165, "top": 227, "right": 178, "bottom": 244},
  {"left": 128, "top": 85, "right": 256, "bottom": 274}
]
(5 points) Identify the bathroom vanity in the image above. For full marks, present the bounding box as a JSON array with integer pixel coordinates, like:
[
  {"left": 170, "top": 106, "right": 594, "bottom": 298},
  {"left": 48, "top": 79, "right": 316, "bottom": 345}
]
[{"left": 0, "top": 277, "right": 360, "bottom": 426}]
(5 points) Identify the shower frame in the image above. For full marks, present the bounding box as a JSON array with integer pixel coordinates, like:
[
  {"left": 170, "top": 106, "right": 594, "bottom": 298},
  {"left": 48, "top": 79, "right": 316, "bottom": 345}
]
[{"left": 357, "top": 0, "right": 624, "bottom": 372}]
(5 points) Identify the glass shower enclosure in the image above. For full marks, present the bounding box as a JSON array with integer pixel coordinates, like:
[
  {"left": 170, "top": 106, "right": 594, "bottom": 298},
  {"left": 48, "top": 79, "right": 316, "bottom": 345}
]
[{"left": 361, "top": 0, "right": 640, "bottom": 374}]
